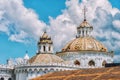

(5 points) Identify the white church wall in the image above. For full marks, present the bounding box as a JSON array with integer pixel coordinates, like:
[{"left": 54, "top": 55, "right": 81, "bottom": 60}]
[
  {"left": 57, "top": 51, "right": 113, "bottom": 68},
  {"left": 14, "top": 64, "right": 81, "bottom": 80},
  {"left": 0, "top": 67, "right": 13, "bottom": 80}
]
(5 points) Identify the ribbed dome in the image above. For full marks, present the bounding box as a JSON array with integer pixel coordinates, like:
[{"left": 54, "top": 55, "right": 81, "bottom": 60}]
[
  {"left": 62, "top": 37, "right": 107, "bottom": 52},
  {"left": 29, "top": 54, "right": 64, "bottom": 64}
]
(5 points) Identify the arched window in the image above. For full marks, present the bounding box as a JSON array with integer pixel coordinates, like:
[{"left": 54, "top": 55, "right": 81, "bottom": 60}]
[
  {"left": 0, "top": 77, "right": 4, "bottom": 80},
  {"left": 88, "top": 60, "right": 95, "bottom": 66},
  {"left": 74, "top": 60, "right": 80, "bottom": 65},
  {"left": 8, "top": 78, "right": 12, "bottom": 80},
  {"left": 79, "top": 30, "right": 81, "bottom": 34},
  {"left": 86, "top": 31, "right": 87, "bottom": 35},
  {"left": 43, "top": 46, "right": 45, "bottom": 52},
  {"left": 83, "top": 31, "right": 84, "bottom": 36},
  {"left": 102, "top": 60, "right": 106, "bottom": 66}
]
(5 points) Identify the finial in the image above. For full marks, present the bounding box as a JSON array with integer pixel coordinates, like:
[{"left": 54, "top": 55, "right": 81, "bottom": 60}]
[
  {"left": 83, "top": 5, "right": 87, "bottom": 21},
  {"left": 44, "top": 29, "right": 46, "bottom": 33},
  {"left": 43, "top": 28, "right": 47, "bottom": 33}
]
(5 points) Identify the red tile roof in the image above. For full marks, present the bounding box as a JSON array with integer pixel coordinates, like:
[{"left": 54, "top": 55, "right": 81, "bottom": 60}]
[{"left": 31, "top": 66, "right": 120, "bottom": 80}]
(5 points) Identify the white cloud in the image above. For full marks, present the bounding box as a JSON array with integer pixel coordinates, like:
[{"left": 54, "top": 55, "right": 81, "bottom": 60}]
[
  {"left": 0, "top": 0, "right": 46, "bottom": 42},
  {"left": 111, "top": 8, "right": 120, "bottom": 16},
  {"left": 113, "top": 20, "right": 120, "bottom": 29},
  {"left": 9, "top": 31, "right": 28, "bottom": 43},
  {"left": 48, "top": 15, "right": 76, "bottom": 51}
]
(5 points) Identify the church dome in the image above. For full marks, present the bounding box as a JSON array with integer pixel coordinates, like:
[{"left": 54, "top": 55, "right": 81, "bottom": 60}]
[
  {"left": 62, "top": 37, "right": 107, "bottom": 52},
  {"left": 61, "top": 6, "right": 108, "bottom": 53},
  {"left": 29, "top": 54, "right": 64, "bottom": 64}
]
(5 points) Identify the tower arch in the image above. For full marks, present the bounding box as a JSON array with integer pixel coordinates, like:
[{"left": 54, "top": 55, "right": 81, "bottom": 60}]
[
  {"left": 88, "top": 60, "right": 95, "bottom": 66},
  {"left": 74, "top": 60, "right": 80, "bottom": 65},
  {"left": 102, "top": 60, "right": 107, "bottom": 66},
  {"left": 0, "top": 77, "right": 4, "bottom": 80}
]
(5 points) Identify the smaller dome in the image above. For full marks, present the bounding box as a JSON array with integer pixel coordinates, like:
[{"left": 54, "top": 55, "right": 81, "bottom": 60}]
[
  {"left": 29, "top": 54, "right": 64, "bottom": 64},
  {"left": 38, "top": 32, "right": 53, "bottom": 44},
  {"left": 78, "top": 20, "right": 93, "bottom": 28}
]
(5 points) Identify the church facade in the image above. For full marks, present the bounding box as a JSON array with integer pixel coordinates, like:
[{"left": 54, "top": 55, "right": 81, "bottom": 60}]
[{"left": 0, "top": 10, "right": 113, "bottom": 80}]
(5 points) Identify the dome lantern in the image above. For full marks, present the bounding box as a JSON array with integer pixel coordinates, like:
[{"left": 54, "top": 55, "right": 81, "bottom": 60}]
[{"left": 76, "top": 6, "right": 93, "bottom": 38}]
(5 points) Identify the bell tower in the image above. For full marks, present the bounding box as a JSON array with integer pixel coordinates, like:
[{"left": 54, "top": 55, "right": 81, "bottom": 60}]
[{"left": 38, "top": 31, "right": 53, "bottom": 54}]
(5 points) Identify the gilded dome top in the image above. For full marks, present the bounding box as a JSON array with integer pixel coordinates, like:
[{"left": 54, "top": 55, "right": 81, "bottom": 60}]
[
  {"left": 29, "top": 54, "right": 64, "bottom": 64},
  {"left": 62, "top": 37, "right": 107, "bottom": 52},
  {"left": 42, "top": 32, "right": 49, "bottom": 38},
  {"left": 78, "top": 20, "right": 93, "bottom": 28}
]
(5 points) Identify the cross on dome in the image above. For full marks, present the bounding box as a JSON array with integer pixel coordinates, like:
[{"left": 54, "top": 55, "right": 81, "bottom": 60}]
[
  {"left": 44, "top": 29, "right": 47, "bottom": 33},
  {"left": 83, "top": 5, "right": 87, "bottom": 21},
  {"left": 76, "top": 6, "right": 93, "bottom": 37}
]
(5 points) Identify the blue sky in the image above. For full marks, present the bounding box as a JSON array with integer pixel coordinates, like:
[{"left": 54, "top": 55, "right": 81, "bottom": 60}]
[
  {"left": 0, "top": 0, "right": 120, "bottom": 63},
  {"left": 24, "top": 0, "right": 66, "bottom": 23}
]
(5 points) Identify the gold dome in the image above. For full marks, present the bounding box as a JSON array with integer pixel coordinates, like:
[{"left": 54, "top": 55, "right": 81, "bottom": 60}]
[
  {"left": 62, "top": 37, "right": 107, "bottom": 52},
  {"left": 29, "top": 54, "right": 64, "bottom": 64}
]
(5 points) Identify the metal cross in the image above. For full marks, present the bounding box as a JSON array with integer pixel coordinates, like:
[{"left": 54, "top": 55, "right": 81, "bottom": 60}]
[{"left": 83, "top": 6, "right": 87, "bottom": 21}]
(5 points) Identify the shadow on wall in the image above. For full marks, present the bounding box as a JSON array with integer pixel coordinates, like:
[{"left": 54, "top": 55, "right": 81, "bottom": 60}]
[
  {"left": 0, "top": 77, "right": 12, "bottom": 80},
  {"left": 105, "top": 63, "right": 120, "bottom": 67}
]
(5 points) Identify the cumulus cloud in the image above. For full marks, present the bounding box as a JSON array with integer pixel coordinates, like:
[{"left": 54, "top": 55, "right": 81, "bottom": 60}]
[
  {"left": 0, "top": 0, "right": 46, "bottom": 42},
  {"left": 113, "top": 20, "right": 120, "bottom": 29}
]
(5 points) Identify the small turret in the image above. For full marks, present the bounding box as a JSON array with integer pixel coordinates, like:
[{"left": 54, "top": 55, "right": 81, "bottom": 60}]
[
  {"left": 38, "top": 31, "right": 53, "bottom": 54},
  {"left": 24, "top": 54, "right": 29, "bottom": 60},
  {"left": 24, "top": 51, "right": 29, "bottom": 64},
  {"left": 7, "top": 58, "right": 14, "bottom": 66}
]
